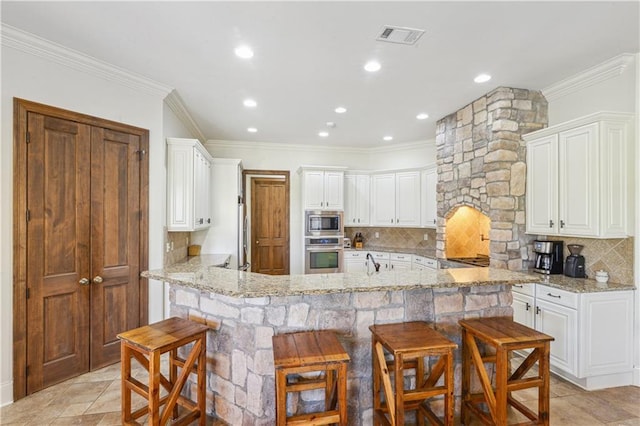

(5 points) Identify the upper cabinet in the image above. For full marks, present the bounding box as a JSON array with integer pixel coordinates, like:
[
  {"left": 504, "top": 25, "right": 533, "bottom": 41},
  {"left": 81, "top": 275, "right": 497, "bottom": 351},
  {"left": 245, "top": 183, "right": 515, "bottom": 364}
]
[
  {"left": 344, "top": 174, "right": 370, "bottom": 226},
  {"left": 420, "top": 166, "right": 437, "bottom": 228},
  {"left": 167, "top": 138, "right": 213, "bottom": 232},
  {"left": 524, "top": 112, "right": 633, "bottom": 238},
  {"left": 301, "top": 168, "right": 344, "bottom": 210},
  {"left": 371, "top": 171, "right": 421, "bottom": 226}
]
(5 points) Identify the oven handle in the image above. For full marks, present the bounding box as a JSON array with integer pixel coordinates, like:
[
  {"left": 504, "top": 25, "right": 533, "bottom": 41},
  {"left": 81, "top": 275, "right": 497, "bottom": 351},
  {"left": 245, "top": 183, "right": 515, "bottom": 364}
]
[{"left": 305, "top": 246, "right": 344, "bottom": 251}]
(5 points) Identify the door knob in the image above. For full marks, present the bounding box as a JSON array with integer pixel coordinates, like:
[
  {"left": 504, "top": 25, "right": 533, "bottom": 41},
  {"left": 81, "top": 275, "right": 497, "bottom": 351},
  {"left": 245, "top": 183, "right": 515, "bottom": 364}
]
[
  {"left": 79, "top": 278, "right": 90, "bottom": 286},
  {"left": 93, "top": 276, "right": 103, "bottom": 284}
]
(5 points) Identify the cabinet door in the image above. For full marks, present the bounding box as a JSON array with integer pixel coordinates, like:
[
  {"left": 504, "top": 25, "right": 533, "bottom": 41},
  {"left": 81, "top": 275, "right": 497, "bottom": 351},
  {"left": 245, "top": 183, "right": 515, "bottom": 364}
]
[
  {"left": 580, "top": 292, "right": 633, "bottom": 377},
  {"left": 371, "top": 174, "right": 396, "bottom": 225},
  {"left": 303, "top": 170, "right": 325, "bottom": 209},
  {"left": 421, "top": 167, "right": 437, "bottom": 228},
  {"left": 345, "top": 259, "right": 367, "bottom": 272},
  {"left": 390, "top": 261, "right": 412, "bottom": 271},
  {"left": 599, "top": 121, "right": 629, "bottom": 237},
  {"left": 536, "top": 299, "right": 577, "bottom": 376},
  {"left": 396, "top": 171, "right": 421, "bottom": 226},
  {"left": 193, "top": 149, "right": 210, "bottom": 230},
  {"left": 558, "top": 123, "right": 599, "bottom": 236},
  {"left": 323, "top": 171, "right": 344, "bottom": 210},
  {"left": 167, "top": 143, "right": 195, "bottom": 231},
  {"left": 344, "top": 175, "right": 358, "bottom": 224},
  {"left": 526, "top": 135, "right": 558, "bottom": 234},
  {"left": 512, "top": 293, "right": 535, "bottom": 329},
  {"left": 355, "top": 175, "right": 370, "bottom": 225}
]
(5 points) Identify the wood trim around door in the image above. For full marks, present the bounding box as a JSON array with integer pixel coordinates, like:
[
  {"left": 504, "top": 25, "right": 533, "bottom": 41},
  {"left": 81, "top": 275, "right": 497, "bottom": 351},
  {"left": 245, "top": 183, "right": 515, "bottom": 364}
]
[{"left": 12, "top": 98, "right": 149, "bottom": 400}]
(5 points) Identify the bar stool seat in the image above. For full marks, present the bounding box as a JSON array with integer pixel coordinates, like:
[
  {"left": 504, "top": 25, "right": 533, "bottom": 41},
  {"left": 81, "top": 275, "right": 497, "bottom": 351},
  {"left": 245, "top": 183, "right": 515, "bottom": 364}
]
[
  {"left": 117, "top": 317, "right": 208, "bottom": 426},
  {"left": 459, "top": 317, "right": 554, "bottom": 426},
  {"left": 272, "top": 330, "right": 350, "bottom": 425},
  {"left": 369, "top": 321, "right": 457, "bottom": 425}
]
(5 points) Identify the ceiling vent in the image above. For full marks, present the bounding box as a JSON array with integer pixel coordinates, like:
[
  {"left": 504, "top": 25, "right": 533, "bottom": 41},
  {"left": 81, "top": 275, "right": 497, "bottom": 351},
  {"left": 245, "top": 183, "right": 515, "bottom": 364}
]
[{"left": 376, "top": 25, "right": 425, "bottom": 45}]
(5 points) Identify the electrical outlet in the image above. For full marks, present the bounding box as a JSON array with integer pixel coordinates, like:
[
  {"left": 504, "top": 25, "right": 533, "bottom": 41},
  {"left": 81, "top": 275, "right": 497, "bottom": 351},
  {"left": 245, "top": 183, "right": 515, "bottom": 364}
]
[
  {"left": 375, "top": 232, "right": 379, "bottom": 238},
  {"left": 424, "top": 233, "right": 429, "bottom": 241},
  {"left": 165, "top": 242, "right": 171, "bottom": 253},
  {"left": 171, "top": 241, "right": 174, "bottom": 251}
]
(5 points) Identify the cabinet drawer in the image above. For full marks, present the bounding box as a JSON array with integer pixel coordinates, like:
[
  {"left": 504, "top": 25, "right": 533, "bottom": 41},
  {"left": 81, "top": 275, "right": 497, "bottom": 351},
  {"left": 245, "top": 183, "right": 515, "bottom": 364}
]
[
  {"left": 344, "top": 251, "right": 365, "bottom": 259},
  {"left": 370, "top": 252, "right": 390, "bottom": 260},
  {"left": 536, "top": 284, "right": 578, "bottom": 309},
  {"left": 390, "top": 253, "right": 411, "bottom": 262},
  {"left": 413, "top": 255, "right": 437, "bottom": 269},
  {"left": 511, "top": 283, "right": 534, "bottom": 296}
]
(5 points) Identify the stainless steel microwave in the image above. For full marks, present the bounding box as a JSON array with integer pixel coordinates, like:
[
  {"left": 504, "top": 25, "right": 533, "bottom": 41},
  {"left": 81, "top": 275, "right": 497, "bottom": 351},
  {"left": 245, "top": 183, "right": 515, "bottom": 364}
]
[{"left": 305, "top": 210, "right": 343, "bottom": 236}]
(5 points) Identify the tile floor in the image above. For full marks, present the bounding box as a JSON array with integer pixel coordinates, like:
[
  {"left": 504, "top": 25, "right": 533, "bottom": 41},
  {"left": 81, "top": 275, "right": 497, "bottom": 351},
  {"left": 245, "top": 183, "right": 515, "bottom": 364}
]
[{"left": 1, "top": 357, "right": 638, "bottom": 425}]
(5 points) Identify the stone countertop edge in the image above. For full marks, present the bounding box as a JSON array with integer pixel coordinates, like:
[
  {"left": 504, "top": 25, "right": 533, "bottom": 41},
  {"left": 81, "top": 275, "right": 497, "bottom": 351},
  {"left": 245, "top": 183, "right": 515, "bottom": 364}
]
[{"left": 141, "top": 254, "right": 628, "bottom": 298}]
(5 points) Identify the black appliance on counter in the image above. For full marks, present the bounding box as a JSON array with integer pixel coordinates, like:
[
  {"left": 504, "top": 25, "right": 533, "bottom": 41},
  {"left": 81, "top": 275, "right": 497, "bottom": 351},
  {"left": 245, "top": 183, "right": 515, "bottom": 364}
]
[
  {"left": 533, "top": 240, "right": 563, "bottom": 274},
  {"left": 564, "top": 244, "right": 586, "bottom": 278}
]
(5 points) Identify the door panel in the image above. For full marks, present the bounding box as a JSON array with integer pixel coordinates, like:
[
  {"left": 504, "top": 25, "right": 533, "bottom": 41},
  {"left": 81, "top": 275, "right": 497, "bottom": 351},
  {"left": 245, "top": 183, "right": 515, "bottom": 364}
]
[
  {"left": 90, "top": 128, "right": 141, "bottom": 369},
  {"left": 26, "top": 113, "right": 91, "bottom": 393}
]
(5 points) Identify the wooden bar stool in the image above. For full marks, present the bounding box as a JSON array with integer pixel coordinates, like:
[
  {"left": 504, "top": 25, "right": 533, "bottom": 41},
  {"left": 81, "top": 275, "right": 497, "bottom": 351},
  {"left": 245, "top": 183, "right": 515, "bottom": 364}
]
[
  {"left": 459, "top": 317, "right": 554, "bottom": 426},
  {"left": 272, "top": 330, "right": 350, "bottom": 425},
  {"left": 369, "top": 321, "right": 457, "bottom": 425},
  {"left": 117, "top": 317, "right": 208, "bottom": 426}
]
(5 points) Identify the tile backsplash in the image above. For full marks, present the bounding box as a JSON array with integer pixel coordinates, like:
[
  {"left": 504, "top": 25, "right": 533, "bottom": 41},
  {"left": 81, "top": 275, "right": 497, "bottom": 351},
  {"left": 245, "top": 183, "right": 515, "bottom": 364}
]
[
  {"left": 545, "top": 236, "right": 634, "bottom": 284},
  {"left": 345, "top": 227, "right": 437, "bottom": 251},
  {"left": 165, "top": 231, "right": 190, "bottom": 266}
]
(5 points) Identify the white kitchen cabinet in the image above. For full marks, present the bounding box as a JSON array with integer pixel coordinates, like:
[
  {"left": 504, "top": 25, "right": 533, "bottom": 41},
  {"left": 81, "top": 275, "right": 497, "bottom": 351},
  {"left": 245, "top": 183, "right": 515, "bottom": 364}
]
[
  {"left": 344, "top": 174, "right": 370, "bottom": 225},
  {"left": 524, "top": 112, "right": 632, "bottom": 238},
  {"left": 301, "top": 168, "right": 344, "bottom": 210},
  {"left": 371, "top": 171, "right": 420, "bottom": 227},
  {"left": 344, "top": 251, "right": 367, "bottom": 273},
  {"left": 420, "top": 166, "right": 437, "bottom": 228},
  {"left": 167, "top": 137, "right": 213, "bottom": 232},
  {"left": 511, "top": 283, "right": 633, "bottom": 389},
  {"left": 412, "top": 255, "right": 437, "bottom": 271},
  {"left": 389, "top": 253, "right": 412, "bottom": 271}
]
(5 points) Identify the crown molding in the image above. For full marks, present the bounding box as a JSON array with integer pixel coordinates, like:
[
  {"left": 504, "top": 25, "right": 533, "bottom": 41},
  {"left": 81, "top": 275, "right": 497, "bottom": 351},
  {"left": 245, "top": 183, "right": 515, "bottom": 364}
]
[
  {"left": 1, "top": 24, "right": 173, "bottom": 98},
  {"left": 205, "top": 138, "right": 434, "bottom": 154},
  {"left": 164, "top": 90, "right": 207, "bottom": 143},
  {"left": 542, "top": 53, "right": 636, "bottom": 102}
]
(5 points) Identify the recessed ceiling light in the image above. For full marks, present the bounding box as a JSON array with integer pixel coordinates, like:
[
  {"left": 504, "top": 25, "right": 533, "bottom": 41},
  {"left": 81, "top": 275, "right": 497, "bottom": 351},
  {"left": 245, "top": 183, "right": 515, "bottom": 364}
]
[
  {"left": 474, "top": 73, "right": 492, "bottom": 83},
  {"left": 383, "top": 135, "right": 393, "bottom": 141},
  {"left": 318, "top": 131, "right": 329, "bottom": 137},
  {"left": 335, "top": 106, "right": 347, "bottom": 114},
  {"left": 416, "top": 113, "right": 429, "bottom": 120},
  {"left": 364, "top": 60, "right": 381, "bottom": 72},
  {"left": 235, "top": 45, "right": 254, "bottom": 59},
  {"left": 243, "top": 99, "right": 257, "bottom": 108},
  {"left": 247, "top": 127, "right": 257, "bottom": 133}
]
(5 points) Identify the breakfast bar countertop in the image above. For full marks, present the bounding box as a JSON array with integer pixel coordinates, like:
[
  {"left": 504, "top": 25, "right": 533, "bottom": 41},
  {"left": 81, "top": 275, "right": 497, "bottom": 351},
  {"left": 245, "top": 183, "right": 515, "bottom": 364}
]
[{"left": 143, "top": 254, "right": 543, "bottom": 298}]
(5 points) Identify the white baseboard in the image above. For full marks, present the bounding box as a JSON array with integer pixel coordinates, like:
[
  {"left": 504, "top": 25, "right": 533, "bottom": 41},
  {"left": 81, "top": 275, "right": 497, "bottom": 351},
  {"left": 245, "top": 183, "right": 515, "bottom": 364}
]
[
  {"left": 633, "top": 366, "right": 640, "bottom": 387},
  {"left": 0, "top": 380, "right": 13, "bottom": 407}
]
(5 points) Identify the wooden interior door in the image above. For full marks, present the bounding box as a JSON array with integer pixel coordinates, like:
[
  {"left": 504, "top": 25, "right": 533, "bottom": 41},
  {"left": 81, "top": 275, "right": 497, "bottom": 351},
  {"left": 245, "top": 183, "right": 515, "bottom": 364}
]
[
  {"left": 251, "top": 178, "right": 289, "bottom": 275},
  {"left": 25, "top": 113, "right": 92, "bottom": 392},
  {"left": 89, "top": 127, "right": 141, "bottom": 369},
  {"left": 14, "top": 99, "right": 149, "bottom": 398}
]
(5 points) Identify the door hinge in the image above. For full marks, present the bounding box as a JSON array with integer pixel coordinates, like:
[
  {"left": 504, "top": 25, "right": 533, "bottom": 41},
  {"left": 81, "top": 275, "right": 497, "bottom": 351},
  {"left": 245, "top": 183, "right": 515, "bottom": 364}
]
[
  {"left": 26, "top": 210, "right": 31, "bottom": 222},
  {"left": 26, "top": 288, "right": 30, "bottom": 299},
  {"left": 26, "top": 132, "right": 30, "bottom": 144}
]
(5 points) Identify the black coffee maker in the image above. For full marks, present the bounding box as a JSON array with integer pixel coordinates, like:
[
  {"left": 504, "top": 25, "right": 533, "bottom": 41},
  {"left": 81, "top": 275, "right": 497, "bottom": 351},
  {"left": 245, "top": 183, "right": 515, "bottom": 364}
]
[
  {"left": 565, "top": 244, "right": 586, "bottom": 278},
  {"left": 533, "top": 240, "right": 563, "bottom": 274}
]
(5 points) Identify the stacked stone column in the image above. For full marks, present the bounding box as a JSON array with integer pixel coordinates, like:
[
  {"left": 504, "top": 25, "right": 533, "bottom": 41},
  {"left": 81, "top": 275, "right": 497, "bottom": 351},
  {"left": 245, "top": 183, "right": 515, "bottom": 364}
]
[{"left": 435, "top": 87, "right": 548, "bottom": 269}]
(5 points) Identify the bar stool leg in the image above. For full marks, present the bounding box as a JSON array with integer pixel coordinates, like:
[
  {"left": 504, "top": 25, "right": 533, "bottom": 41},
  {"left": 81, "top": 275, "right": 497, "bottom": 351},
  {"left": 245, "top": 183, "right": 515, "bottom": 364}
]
[
  {"left": 460, "top": 327, "right": 470, "bottom": 425},
  {"left": 394, "top": 352, "right": 405, "bottom": 425},
  {"left": 148, "top": 350, "right": 161, "bottom": 425},
  {"left": 445, "top": 348, "right": 454, "bottom": 426},
  {"left": 495, "top": 347, "right": 509, "bottom": 425},
  {"left": 121, "top": 343, "right": 132, "bottom": 424},
  {"left": 337, "top": 362, "right": 348, "bottom": 426},
  {"left": 197, "top": 335, "right": 207, "bottom": 426},
  {"left": 539, "top": 342, "right": 551, "bottom": 426},
  {"left": 275, "top": 369, "right": 287, "bottom": 426}
]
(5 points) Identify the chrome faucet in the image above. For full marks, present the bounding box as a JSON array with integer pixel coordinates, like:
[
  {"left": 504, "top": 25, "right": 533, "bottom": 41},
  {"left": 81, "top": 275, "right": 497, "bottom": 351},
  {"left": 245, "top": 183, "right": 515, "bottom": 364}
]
[{"left": 366, "top": 253, "right": 381, "bottom": 272}]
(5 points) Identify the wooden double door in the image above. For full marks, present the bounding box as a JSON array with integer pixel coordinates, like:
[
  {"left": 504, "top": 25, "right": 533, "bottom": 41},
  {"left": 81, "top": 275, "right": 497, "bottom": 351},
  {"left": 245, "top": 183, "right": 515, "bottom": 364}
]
[{"left": 13, "top": 99, "right": 149, "bottom": 398}]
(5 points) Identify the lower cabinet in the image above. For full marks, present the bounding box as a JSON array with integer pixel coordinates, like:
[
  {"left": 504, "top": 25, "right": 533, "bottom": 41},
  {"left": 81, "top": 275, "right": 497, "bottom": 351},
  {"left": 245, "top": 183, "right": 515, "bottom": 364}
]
[
  {"left": 512, "top": 283, "right": 633, "bottom": 390},
  {"left": 344, "top": 251, "right": 439, "bottom": 272},
  {"left": 390, "top": 253, "right": 412, "bottom": 271},
  {"left": 412, "top": 255, "right": 437, "bottom": 270}
]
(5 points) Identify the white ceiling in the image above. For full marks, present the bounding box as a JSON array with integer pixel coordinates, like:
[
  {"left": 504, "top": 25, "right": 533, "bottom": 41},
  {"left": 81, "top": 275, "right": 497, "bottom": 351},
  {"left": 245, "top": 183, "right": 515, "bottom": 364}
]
[{"left": 2, "top": 1, "right": 639, "bottom": 148}]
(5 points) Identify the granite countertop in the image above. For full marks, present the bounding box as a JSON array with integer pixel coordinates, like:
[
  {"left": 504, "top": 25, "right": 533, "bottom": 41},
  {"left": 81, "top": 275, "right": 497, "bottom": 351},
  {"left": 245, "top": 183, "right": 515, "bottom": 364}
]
[
  {"left": 531, "top": 273, "right": 635, "bottom": 293},
  {"left": 143, "top": 254, "right": 542, "bottom": 298}
]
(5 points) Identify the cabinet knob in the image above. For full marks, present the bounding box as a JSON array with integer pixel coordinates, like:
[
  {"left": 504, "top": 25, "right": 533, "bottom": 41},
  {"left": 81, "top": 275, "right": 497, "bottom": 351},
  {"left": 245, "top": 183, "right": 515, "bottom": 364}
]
[
  {"left": 549, "top": 219, "right": 554, "bottom": 228},
  {"left": 525, "top": 302, "right": 531, "bottom": 311},
  {"left": 536, "top": 306, "right": 541, "bottom": 315},
  {"left": 560, "top": 220, "right": 565, "bottom": 228},
  {"left": 79, "top": 278, "right": 90, "bottom": 286},
  {"left": 93, "top": 276, "right": 103, "bottom": 284}
]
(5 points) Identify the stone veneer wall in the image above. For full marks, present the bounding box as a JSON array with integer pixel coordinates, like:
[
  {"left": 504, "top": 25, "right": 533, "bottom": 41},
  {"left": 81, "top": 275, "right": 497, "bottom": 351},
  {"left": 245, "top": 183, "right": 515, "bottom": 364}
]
[
  {"left": 171, "top": 285, "right": 512, "bottom": 424},
  {"left": 435, "top": 87, "right": 548, "bottom": 270}
]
